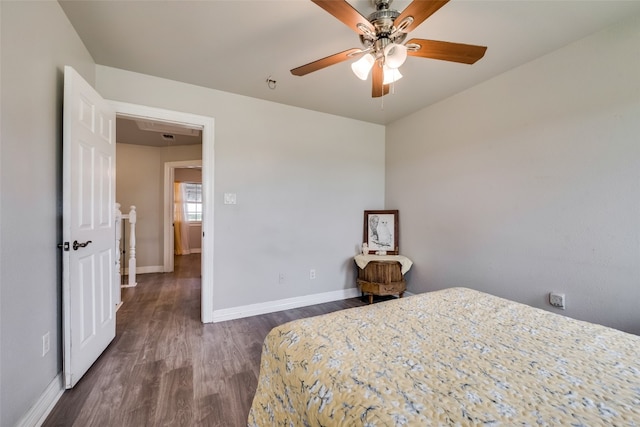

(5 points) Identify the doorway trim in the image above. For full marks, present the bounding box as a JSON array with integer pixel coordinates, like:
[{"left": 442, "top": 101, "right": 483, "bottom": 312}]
[
  {"left": 164, "top": 159, "right": 202, "bottom": 273},
  {"left": 109, "top": 100, "right": 215, "bottom": 323}
]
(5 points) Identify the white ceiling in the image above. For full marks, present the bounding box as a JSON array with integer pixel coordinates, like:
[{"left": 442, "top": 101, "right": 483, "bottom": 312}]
[
  {"left": 59, "top": 0, "right": 640, "bottom": 125},
  {"left": 116, "top": 116, "right": 202, "bottom": 147}
]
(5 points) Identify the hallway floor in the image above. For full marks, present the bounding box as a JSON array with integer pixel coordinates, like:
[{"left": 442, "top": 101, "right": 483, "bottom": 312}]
[{"left": 44, "top": 254, "right": 366, "bottom": 426}]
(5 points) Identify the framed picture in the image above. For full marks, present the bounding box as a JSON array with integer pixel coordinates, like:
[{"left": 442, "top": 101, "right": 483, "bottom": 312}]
[{"left": 363, "top": 210, "right": 399, "bottom": 255}]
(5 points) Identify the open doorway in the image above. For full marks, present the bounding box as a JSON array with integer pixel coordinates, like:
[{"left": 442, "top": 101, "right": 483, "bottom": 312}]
[
  {"left": 110, "top": 101, "right": 215, "bottom": 323},
  {"left": 170, "top": 165, "right": 203, "bottom": 284},
  {"left": 164, "top": 160, "right": 202, "bottom": 272},
  {"left": 116, "top": 116, "right": 203, "bottom": 282},
  {"left": 164, "top": 160, "right": 203, "bottom": 274}
]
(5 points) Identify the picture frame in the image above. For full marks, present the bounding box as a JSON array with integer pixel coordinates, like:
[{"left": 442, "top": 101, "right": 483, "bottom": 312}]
[{"left": 363, "top": 210, "right": 399, "bottom": 255}]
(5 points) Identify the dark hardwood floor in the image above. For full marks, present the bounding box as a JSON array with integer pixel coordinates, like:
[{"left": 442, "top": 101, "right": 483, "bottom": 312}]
[{"left": 43, "top": 254, "right": 368, "bottom": 426}]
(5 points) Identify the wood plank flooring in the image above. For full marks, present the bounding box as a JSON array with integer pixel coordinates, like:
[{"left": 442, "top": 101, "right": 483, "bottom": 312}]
[{"left": 43, "top": 254, "right": 369, "bottom": 427}]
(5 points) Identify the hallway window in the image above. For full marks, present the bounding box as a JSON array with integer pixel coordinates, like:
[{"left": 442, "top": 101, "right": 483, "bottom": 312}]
[{"left": 184, "top": 182, "right": 202, "bottom": 222}]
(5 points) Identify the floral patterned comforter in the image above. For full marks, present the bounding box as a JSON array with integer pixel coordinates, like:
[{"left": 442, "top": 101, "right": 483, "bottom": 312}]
[{"left": 248, "top": 287, "right": 640, "bottom": 426}]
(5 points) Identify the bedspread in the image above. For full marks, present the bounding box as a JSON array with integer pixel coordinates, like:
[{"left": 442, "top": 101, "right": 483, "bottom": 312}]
[{"left": 248, "top": 287, "right": 640, "bottom": 426}]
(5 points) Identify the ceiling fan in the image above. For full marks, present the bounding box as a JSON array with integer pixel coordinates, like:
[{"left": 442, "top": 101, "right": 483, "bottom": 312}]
[{"left": 291, "top": 0, "right": 487, "bottom": 97}]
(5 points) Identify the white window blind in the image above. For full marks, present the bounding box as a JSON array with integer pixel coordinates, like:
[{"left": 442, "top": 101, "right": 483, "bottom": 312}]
[{"left": 184, "top": 183, "right": 202, "bottom": 222}]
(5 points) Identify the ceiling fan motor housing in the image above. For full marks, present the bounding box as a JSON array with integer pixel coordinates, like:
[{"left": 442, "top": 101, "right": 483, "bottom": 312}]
[
  {"left": 368, "top": 8, "right": 398, "bottom": 32},
  {"left": 363, "top": 1, "right": 407, "bottom": 55}
]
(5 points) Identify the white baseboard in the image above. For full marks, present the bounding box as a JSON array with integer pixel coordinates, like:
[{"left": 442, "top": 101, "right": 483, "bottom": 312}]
[
  {"left": 212, "top": 287, "right": 361, "bottom": 322},
  {"left": 16, "top": 374, "right": 64, "bottom": 427},
  {"left": 120, "top": 265, "right": 169, "bottom": 288},
  {"left": 174, "top": 249, "right": 201, "bottom": 255},
  {"left": 122, "top": 265, "right": 163, "bottom": 275}
]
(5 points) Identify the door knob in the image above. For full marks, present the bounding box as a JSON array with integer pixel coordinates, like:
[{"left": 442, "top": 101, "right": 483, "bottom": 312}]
[{"left": 73, "top": 240, "right": 92, "bottom": 250}]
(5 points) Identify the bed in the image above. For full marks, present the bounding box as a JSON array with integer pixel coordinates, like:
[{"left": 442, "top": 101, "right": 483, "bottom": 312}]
[{"left": 248, "top": 287, "right": 640, "bottom": 426}]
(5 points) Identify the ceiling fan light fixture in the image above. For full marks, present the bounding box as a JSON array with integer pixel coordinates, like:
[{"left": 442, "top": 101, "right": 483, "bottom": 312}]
[
  {"left": 351, "top": 53, "right": 375, "bottom": 80},
  {"left": 383, "top": 65, "right": 403, "bottom": 84},
  {"left": 383, "top": 42, "right": 408, "bottom": 69},
  {"left": 290, "top": 0, "right": 488, "bottom": 98}
]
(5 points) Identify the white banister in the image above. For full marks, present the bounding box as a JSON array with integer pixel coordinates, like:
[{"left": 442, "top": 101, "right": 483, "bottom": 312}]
[
  {"left": 127, "top": 205, "right": 137, "bottom": 287},
  {"left": 118, "top": 204, "right": 138, "bottom": 288},
  {"left": 115, "top": 203, "right": 123, "bottom": 305}
]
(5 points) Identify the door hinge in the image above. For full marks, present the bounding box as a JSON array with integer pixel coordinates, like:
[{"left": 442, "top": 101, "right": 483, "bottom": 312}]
[{"left": 58, "top": 242, "right": 70, "bottom": 251}]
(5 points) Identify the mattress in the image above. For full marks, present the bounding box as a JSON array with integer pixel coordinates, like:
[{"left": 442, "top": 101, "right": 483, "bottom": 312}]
[{"left": 248, "top": 287, "right": 640, "bottom": 426}]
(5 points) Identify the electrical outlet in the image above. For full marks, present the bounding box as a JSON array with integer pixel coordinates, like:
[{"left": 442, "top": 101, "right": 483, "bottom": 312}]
[
  {"left": 278, "top": 272, "right": 285, "bottom": 285},
  {"left": 42, "top": 332, "right": 50, "bottom": 357},
  {"left": 549, "top": 292, "right": 566, "bottom": 309},
  {"left": 310, "top": 269, "right": 316, "bottom": 280}
]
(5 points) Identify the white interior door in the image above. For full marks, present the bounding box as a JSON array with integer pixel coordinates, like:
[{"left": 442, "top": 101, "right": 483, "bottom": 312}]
[{"left": 62, "top": 66, "right": 116, "bottom": 389}]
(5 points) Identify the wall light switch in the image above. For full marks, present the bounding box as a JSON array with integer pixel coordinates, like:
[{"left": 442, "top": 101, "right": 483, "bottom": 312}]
[
  {"left": 549, "top": 292, "right": 566, "bottom": 309},
  {"left": 42, "top": 332, "right": 50, "bottom": 357},
  {"left": 224, "top": 193, "right": 237, "bottom": 205}
]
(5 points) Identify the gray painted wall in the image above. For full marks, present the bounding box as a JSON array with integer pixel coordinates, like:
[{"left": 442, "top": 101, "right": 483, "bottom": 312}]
[
  {"left": 174, "top": 167, "right": 202, "bottom": 184},
  {"left": 0, "top": 2, "right": 95, "bottom": 425},
  {"left": 116, "top": 143, "right": 203, "bottom": 269},
  {"left": 2, "top": 1, "right": 638, "bottom": 425},
  {"left": 386, "top": 15, "right": 640, "bottom": 335},
  {"left": 1, "top": 3, "right": 384, "bottom": 424},
  {"left": 96, "top": 66, "right": 386, "bottom": 311}
]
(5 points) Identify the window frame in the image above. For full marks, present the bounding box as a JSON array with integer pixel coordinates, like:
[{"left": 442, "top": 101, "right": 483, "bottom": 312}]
[{"left": 183, "top": 182, "right": 202, "bottom": 223}]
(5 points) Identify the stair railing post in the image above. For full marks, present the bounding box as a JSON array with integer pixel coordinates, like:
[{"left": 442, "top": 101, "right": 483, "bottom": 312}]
[
  {"left": 115, "top": 203, "right": 123, "bottom": 303},
  {"left": 128, "top": 205, "right": 137, "bottom": 287}
]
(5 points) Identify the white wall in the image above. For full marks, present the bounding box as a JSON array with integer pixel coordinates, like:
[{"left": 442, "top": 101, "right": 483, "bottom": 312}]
[
  {"left": 0, "top": 2, "right": 96, "bottom": 425},
  {"left": 116, "top": 143, "right": 203, "bottom": 269},
  {"left": 97, "top": 67, "right": 386, "bottom": 310},
  {"left": 175, "top": 167, "right": 202, "bottom": 183},
  {"left": 386, "top": 16, "right": 640, "bottom": 334}
]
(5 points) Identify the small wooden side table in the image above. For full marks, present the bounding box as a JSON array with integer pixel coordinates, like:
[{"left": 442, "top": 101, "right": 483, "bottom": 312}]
[{"left": 354, "top": 255, "right": 413, "bottom": 304}]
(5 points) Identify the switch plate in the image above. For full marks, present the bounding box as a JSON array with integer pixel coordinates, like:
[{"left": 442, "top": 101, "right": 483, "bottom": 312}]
[
  {"left": 224, "top": 193, "right": 237, "bottom": 205},
  {"left": 310, "top": 269, "right": 316, "bottom": 280},
  {"left": 549, "top": 292, "right": 566, "bottom": 309},
  {"left": 42, "top": 332, "right": 50, "bottom": 357}
]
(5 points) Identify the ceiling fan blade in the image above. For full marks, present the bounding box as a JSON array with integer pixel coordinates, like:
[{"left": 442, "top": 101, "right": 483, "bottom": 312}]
[
  {"left": 395, "top": 0, "right": 450, "bottom": 33},
  {"left": 406, "top": 39, "right": 487, "bottom": 64},
  {"left": 312, "top": 0, "right": 375, "bottom": 35},
  {"left": 291, "top": 48, "right": 362, "bottom": 76},
  {"left": 371, "top": 61, "right": 390, "bottom": 98}
]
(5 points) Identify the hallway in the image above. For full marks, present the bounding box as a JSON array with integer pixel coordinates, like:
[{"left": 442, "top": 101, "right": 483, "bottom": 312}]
[{"left": 44, "top": 254, "right": 366, "bottom": 426}]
